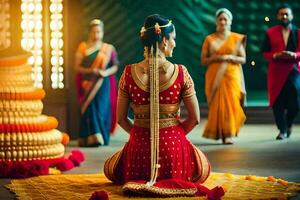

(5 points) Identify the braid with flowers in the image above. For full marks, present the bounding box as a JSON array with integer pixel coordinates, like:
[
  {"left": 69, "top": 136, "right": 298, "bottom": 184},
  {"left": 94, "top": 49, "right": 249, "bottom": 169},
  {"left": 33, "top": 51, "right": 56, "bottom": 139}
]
[{"left": 139, "top": 14, "right": 174, "bottom": 186}]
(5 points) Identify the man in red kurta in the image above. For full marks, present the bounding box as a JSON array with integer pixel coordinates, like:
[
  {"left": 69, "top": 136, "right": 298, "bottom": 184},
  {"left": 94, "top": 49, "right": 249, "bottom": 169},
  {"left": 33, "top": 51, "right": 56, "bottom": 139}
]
[{"left": 262, "top": 3, "right": 300, "bottom": 140}]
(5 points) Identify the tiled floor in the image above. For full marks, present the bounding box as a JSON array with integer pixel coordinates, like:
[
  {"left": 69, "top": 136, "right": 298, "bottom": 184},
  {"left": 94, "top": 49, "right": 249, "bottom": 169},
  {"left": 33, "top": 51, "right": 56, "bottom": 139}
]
[{"left": 1, "top": 122, "right": 300, "bottom": 199}]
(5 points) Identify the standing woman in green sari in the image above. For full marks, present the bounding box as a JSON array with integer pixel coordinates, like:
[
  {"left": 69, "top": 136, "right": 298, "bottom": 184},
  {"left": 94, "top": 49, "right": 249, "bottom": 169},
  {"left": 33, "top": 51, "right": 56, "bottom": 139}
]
[{"left": 75, "top": 19, "right": 119, "bottom": 147}]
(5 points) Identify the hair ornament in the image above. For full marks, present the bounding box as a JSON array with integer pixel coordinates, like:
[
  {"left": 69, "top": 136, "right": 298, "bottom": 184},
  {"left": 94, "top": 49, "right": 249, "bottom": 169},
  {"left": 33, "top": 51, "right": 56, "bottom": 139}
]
[
  {"left": 154, "top": 23, "right": 161, "bottom": 34},
  {"left": 140, "top": 20, "right": 172, "bottom": 36},
  {"left": 140, "top": 26, "right": 146, "bottom": 37}
]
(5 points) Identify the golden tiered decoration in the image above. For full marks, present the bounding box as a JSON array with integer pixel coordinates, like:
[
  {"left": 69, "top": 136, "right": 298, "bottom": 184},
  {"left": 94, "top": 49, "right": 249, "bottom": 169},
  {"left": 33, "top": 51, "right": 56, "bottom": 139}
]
[{"left": 0, "top": 54, "right": 65, "bottom": 177}]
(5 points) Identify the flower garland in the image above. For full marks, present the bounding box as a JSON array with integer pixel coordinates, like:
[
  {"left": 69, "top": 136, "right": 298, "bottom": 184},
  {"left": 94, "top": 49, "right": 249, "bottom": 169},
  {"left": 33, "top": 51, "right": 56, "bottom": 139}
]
[
  {"left": 0, "top": 88, "right": 46, "bottom": 100},
  {"left": 0, "top": 54, "right": 29, "bottom": 67},
  {"left": 0, "top": 116, "right": 58, "bottom": 133},
  {"left": 0, "top": 150, "right": 85, "bottom": 178}
]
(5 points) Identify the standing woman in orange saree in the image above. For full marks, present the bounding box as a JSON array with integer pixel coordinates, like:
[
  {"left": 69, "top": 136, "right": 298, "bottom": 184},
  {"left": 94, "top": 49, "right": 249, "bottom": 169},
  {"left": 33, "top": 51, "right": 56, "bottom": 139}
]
[
  {"left": 201, "top": 8, "right": 246, "bottom": 144},
  {"left": 75, "top": 19, "right": 119, "bottom": 147}
]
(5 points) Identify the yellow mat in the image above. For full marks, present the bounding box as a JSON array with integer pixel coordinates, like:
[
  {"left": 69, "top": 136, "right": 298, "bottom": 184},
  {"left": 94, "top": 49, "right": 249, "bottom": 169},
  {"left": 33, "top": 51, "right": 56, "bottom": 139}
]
[{"left": 6, "top": 173, "right": 300, "bottom": 200}]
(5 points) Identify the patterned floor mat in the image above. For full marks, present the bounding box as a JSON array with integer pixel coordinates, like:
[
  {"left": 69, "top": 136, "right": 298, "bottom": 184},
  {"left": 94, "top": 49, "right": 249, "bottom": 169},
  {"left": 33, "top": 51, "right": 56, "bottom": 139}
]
[{"left": 6, "top": 173, "right": 300, "bottom": 200}]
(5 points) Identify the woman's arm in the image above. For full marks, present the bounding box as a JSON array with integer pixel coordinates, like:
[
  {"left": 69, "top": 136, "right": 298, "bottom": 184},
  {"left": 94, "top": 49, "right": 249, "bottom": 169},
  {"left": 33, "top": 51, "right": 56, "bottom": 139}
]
[
  {"left": 117, "top": 96, "right": 132, "bottom": 134},
  {"left": 99, "top": 48, "right": 119, "bottom": 77},
  {"left": 201, "top": 40, "right": 228, "bottom": 65},
  {"left": 181, "top": 95, "right": 200, "bottom": 134},
  {"left": 202, "top": 35, "right": 246, "bottom": 65},
  {"left": 224, "top": 38, "right": 246, "bottom": 64},
  {"left": 180, "top": 66, "right": 200, "bottom": 134},
  {"left": 201, "top": 37, "right": 222, "bottom": 66},
  {"left": 99, "top": 65, "right": 118, "bottom": 77},
  {"left": 117, "top": 70, "right": 132, "bottom": 134},
  {"left": 74, "top": 46, "right": 95, "bottom": 74}
]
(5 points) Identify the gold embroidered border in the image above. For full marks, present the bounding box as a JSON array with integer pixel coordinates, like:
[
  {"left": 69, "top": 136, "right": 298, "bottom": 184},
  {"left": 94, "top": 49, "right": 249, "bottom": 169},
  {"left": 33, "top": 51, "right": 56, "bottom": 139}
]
[
  {"left": 131, "top": 64, "right": 179, "bottom": 92},
  {"left": 123, "top": 182, "right": 197, "bottom": 197},
  {"left": 104, "top": 148, "right": 123, "bottom": 183},
  {"left": 192, "top": 144, "right": 210, "bottom": 183},
  {"left": 134, "top": 118, "right": 179, "bottom": 128},
  {"left": 132, "top": 103, "right": 180, "bottom": 114}
]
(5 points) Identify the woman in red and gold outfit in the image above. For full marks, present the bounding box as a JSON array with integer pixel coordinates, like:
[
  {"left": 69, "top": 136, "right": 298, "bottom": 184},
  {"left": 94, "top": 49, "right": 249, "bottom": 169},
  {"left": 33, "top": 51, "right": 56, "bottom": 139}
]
[{"left": 104, "top": 14, "right": 223, "bottom": 198}]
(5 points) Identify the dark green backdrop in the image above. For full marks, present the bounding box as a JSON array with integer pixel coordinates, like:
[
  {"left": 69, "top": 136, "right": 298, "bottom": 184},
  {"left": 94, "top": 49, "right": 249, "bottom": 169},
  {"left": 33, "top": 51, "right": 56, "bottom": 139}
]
[{"left": 71, "top": 0, "right": 300, "bottom": 104}]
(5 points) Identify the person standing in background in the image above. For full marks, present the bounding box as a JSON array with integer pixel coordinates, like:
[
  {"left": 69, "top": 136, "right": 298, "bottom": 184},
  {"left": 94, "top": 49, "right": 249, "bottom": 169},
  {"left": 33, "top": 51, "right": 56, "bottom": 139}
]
[
  {"left": 262, "top": 3, "right": 300, "bottom": 140},
  {"left": 75, "top": 19, "right": 118, "bottom": 147},
  {"left": 201, "top": 8, "right": 247, "bottom": 144}
]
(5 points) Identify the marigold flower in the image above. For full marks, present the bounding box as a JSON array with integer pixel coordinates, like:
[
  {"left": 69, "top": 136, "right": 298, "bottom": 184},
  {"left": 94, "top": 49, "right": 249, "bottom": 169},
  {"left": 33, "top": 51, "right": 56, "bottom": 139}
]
[{"left": 154, "top": 23, "right": 161, "bottom": 34}]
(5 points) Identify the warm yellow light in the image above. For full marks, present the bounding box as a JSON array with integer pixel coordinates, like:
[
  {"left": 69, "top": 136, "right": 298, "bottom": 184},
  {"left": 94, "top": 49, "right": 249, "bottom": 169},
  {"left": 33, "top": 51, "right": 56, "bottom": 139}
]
[
  {"left": 28, "top": 56, "right": 34, "bottom": 65},
  {"left": 36, "top": 73, "right": 43, "bottom": 82},
  {"left": 33, "top": 66, "right": 43, "bottom": 73},
  {"left": 28, "top": 3, "right": 35, "bottom": 13},
  {"left": 59, "top": 57, "right": 64, "bottom": 65},
  {"left": 21, "top": 38, "right": 27, "bottom": 49},
  {"left": 34, "top": 49, "right": 43, "bottom": 55},
  {"left": 36, "top": 21, "right": 42, "bottom": 30},
  {"left": 50, "top": 21, "right": 56, "bottom": 30},
  {"left": 51, "top": 74, "right": 58, "bottom": 82},
  {"left": 51, "top": 13, "right": 63, "bottom": 20},
  {"left": 36, "top": 56, "right": 43, "bottom": 65},
  {"left": 50, "top": 0, "right": 64, "bottom": 89},
  {"left": 28, "top": 38, "right": 35, "bottom": 49},
  {"left": 51, "top": 67, "right": 58, "bottom": 73},
  {"left": 49, "top": 4, "right": 56, "bottom": 13},
  {"left": 51, "top": 32, "right": 63, "bottom": 38},
  {"left": 50, "top": 38, "right": 57, "bottom": 49},
  {"left": 21, "top": 20, "right": 27, "bottom": 30},
  {"left": 264, "top": 17, "right": 269, "bottom": 22},
  {"left": 58, "top": 39, "right": 63, "bottom": 49},
  {"left": 58, "top": 82, "right": 64, "bottom": 88},
  {"left": 57, "top": 3, "right": 63, "bottom": 12},
  {"left": 51, "top": 49, "right": 63, "bottom": 56},
  {"left": 34, "top": 31, "right": 42, "bottom": 38},
  {"left": 21, "top": 3, "right": 27, "bottom": 12},
  {"left": 58, "top": 73, "right": 64, "bottom": 81},
  {"left": 28, "top": 20, "right": 35, "bottom": 31},
  {"left": 36, "top": 3, "right": 42, "bottom": 12},
  {"left": 58, "top": 20, "right": 63, "bottom": 30},
  {"left": 21, "top": 0, "right": 44, "bottom": 88},
  {"left": 35, "top": 38, "right": 42, "bottom": 48},
  {"left": 251, "top": 61, "right": 255, "bottom": 66},
  {"left": 36, "top": 83, "right": 43, "bottom": 88},
  {"left": 51, "top": 56, "right": 58, "bottom": 65},
  {"left": 51, "top": 83, "right": 58, "bottom": 89}
]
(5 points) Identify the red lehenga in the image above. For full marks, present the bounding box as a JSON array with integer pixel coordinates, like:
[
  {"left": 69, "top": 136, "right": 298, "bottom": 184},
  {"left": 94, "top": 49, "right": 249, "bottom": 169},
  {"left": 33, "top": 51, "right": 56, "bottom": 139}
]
[{"left": 104, "top": 64, "right": 211, "bottom": 184}]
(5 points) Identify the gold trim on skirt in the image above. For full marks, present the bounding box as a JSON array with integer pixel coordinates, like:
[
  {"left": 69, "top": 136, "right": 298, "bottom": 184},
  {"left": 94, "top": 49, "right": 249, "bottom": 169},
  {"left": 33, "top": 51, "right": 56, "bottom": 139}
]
[{"left": 134, "top": 118, "right": 179, "bottom": 128}]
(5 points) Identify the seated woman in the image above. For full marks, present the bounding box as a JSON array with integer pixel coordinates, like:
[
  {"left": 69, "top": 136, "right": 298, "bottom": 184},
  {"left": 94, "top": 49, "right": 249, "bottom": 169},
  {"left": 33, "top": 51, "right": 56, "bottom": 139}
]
[{"left": 104, "top": 14, "right": 224, "bottom": 198}]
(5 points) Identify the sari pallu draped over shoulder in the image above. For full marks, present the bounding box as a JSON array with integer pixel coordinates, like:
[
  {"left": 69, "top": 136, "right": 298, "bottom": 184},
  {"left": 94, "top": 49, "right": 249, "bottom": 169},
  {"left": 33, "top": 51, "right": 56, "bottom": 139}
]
[
  {"left": 76, "top": 42, "right": 118, "bottom": 146},
  {"left": 203, "top": 32, "right": 246, "bottom": 140}
]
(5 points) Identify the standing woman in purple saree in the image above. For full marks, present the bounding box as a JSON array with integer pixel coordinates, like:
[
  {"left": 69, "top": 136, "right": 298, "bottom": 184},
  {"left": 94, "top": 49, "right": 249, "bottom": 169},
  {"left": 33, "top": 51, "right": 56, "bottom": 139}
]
[{"left": 75, "top": 19, "right": 119, "bottom": 147}]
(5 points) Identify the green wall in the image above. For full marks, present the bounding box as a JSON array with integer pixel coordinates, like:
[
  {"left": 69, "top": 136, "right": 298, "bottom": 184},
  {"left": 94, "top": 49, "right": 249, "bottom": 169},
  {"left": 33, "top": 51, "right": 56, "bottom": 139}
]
[{"left": 77, "top": 0, "right": 300, "bottom": 104}]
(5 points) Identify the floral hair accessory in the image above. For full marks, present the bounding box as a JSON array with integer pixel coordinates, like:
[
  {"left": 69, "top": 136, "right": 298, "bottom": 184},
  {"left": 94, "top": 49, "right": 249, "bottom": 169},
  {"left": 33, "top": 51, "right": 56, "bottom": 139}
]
[
  {"left": 140, "top": 26, "right": 146, "bottom": 37},
  {"left": 140, "top": 20, "right": 172, "bottom": 36},
  {"left": 154, "top": 23, "right": 161, "bottom": 34}
]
